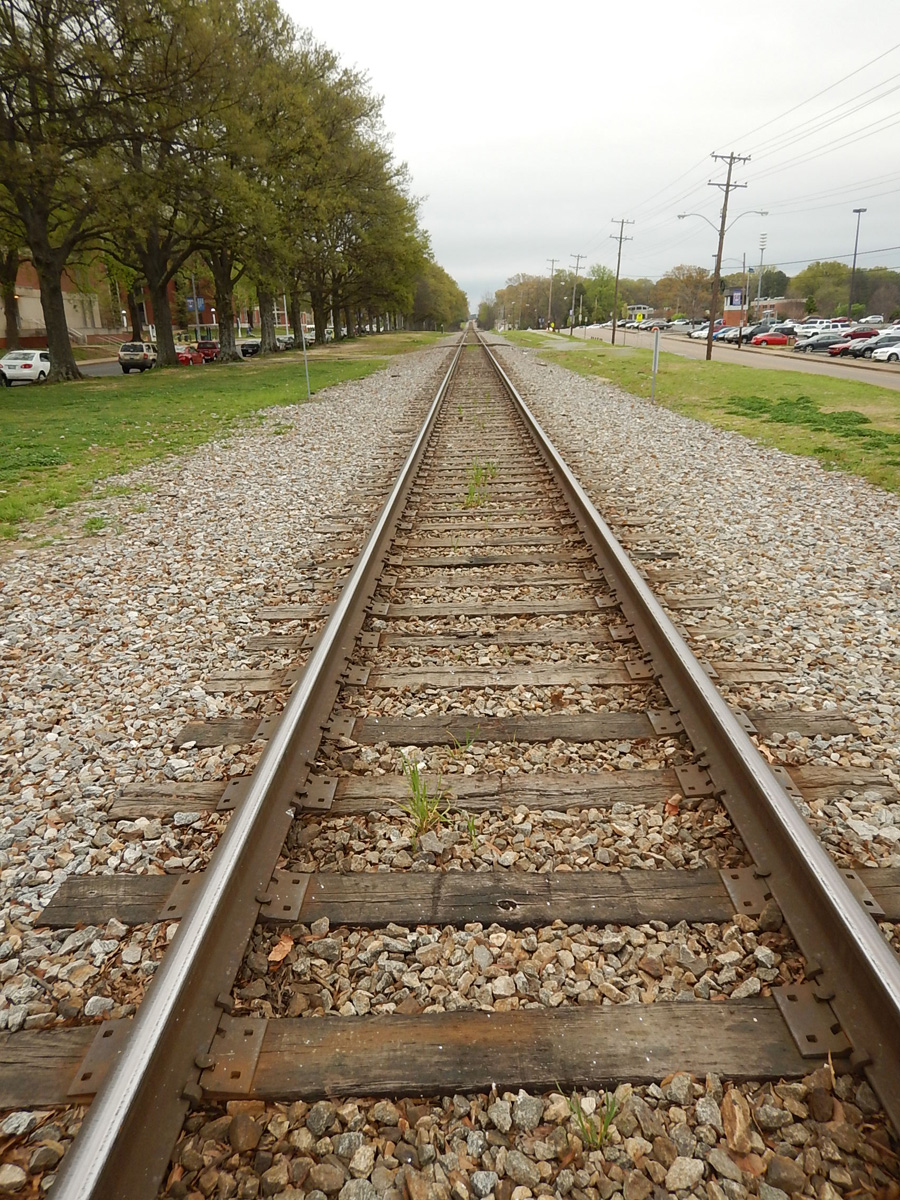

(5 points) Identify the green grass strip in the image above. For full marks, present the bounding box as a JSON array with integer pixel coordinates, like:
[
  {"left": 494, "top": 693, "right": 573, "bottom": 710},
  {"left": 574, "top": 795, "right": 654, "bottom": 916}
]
[
  {"left": 507, "top": 331, "right": 900, "bottom": 493},
  {"left": 0, "top": 333, "right": 443, "bottom": 538}
]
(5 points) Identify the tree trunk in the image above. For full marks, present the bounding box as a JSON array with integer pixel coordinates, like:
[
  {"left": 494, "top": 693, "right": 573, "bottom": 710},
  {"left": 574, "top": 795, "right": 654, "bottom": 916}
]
[
  {"left": 127, "top": 286, "right": 143, "bottom": 343},
  {"left": 331, "top": 284, "right": 342, "bottom": 340},
  {"left": 1, "top": 253, "right": 20, "bottom": 350},
  {"left": 257, "top": 286, "right": 277, "bottom": 353},
  {"left": 206, "top": 251, "right": 242, "bottom": 362},
  {"left": 310, "top": 286, "right": 328, "bottom": 345},
  {"left": 289, "top": 288, "right": 304, "bottom": 348},
  {"left": 344, "top": 305, "right": 353, "bottom": 338},
  {"left": 32, "top": 253, "right": 81, "bottom": 380},
  {"left": 147, "top": 280, "right": 177, "bottom": 365}
]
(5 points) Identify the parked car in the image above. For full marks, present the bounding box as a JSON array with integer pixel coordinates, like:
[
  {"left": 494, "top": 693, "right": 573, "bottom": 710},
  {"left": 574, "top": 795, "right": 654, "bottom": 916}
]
[
  {"left": 118, "top": 342, "right": 157, "bottom": 373},
  {"left": 827, "top": 328, "right": 880, "bottom": 356},
  {"left": 871, "top": 344, "right": 900, "bottom": 363},
  {"left": 238, "top": 339, "right": 261, "bottom": 357},
  {"left": 1, "top": 349, "right": 52, "bottom": 382},
  {"left": 845, "top": 331, "right": 900, "bottom": 359},
  {"left": 792, "top": 333, "right": 847, "bottom": 353},
  {"left": 689, "top": 319, "right": 725, "bottom": 340},
  {"left": 174, "top": 343, "right": 204, "bottom": 365},
  {"left": 751, "top": 331, "right": 789, "bottom": 347},
  {"left": 0, "top": 362, "right": 9, "bottom": 387},
  {"left": 275, "top": 334, "right": 295, "bottom": 350},
  {"left": 196, "top": 340, "right": 220, "bottom": 362},
  {"left": 859, "top": 315, "right": 884, "bottom": 324}
]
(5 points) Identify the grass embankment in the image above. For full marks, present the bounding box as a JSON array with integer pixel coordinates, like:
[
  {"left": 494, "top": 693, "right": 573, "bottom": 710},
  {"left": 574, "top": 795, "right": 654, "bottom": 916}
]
[
  {"left": 507, "top": 331, "right": 900, "bottom": 493},
  {"left": 0, "top": 331, "right": 444, "bottom": 539}
]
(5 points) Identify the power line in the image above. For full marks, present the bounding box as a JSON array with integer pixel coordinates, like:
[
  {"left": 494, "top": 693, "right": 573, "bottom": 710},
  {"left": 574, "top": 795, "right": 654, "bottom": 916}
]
[
  {"left": 568, "top": 253, "right": 585, "bottom": 338},
  {"left": 704, "top": 152, "right": 749, "bottom": 361},
  {"left": 721, "top": 40, "right": 900, "bottom": 150}
]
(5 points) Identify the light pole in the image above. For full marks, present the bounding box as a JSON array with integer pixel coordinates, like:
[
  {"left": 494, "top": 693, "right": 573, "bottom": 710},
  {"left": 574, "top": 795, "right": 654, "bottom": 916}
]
[
  {"left": 756, "top": 233, "right": 767, "bottom": 318},
  {"left": 849, "top": 208, "right": 866, "bottom": 321}
]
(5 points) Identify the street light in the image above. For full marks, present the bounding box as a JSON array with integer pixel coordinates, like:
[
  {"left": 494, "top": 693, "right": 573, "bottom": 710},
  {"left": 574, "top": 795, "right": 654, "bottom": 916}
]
[
  {"left": 678, "top": 209, "right": 768, "bottom": 234},
  {"left": 848, "top": 208, "right": 867, "bottom": 321},
  {"left": 679, "top": 210, "right": 768, "bottom": 358}
]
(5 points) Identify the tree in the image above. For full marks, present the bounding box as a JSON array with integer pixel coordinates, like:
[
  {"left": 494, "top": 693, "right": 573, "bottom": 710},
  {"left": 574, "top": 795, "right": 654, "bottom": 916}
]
[
  {"left": 411, "top": 261, "right": 466, "bottom": 330},
  {"left": 477, "top": 296, "right": 496, "bottom": 330},
  {"left": 0, "top": 210, "right": 26, "bottom": 350},
  {"left": 0, "top": 0, "right": 132, "bottom": 379},
  {"left": 653, "top": 265, "right": 710, "bottom": 319},
  {"left": 787, "top": 261, "right": 850, "bottom": 316},
  {"left": 583, "top": 264, "right": 616, "bottom": 323}
]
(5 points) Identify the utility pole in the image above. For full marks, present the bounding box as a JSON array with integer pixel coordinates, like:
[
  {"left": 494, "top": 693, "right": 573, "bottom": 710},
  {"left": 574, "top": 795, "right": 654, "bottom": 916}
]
[
  {"left": 568, "top": 253, "right": 585, "bottom": 337},
  {"left": 705, "top": 152, "right": 750, "bottom": 362},
  {"left": 546, "top": 258, "right": 557, "bottom": 328},
  {"left": 737, "top": 252, "right": 747, "bottom": 350},
  {"left": 610, "top": 218, "right": 634, "bottom": 345},
  {"left": 848, "top": 208, "right": 866, "bottom": 321}
]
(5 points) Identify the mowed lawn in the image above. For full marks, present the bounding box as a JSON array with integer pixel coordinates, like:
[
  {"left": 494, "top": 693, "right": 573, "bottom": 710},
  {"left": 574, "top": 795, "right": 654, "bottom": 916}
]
[
  {"left": 0, "top": 332, "right": 444, "bottom": 538},
  {"left": 507, "top": 331, "right": 900, "bottom": 493}
]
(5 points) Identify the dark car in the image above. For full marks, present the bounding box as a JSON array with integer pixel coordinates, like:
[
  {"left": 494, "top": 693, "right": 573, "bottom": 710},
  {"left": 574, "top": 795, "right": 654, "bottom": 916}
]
[
  {"left": 196, "top": 340, "right": 220, "bottom": 362},
  {"left": 238, "top": 339, "right": 261, "bottom": 357},
  {"left": 845, "top": 332, "right": 900, "bottom": 359},
  {"left": 792, "top": 333, "right": 847, "bottom": 353}
]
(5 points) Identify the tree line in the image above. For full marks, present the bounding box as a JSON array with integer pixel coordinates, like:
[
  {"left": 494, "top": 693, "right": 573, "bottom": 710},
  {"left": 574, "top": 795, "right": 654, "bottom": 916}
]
[
  {"left": 481, "top": 260, "right": 900, "bottom": 330},
  {"left": 0, "top": 0, "right": 467, "bottom": 379}
]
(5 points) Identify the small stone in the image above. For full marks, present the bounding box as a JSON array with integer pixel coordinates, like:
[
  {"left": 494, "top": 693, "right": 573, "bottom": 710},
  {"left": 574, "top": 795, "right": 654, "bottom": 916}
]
[
  {"left": 229, "top": 1111, "right": 262, "bottom": 1152},
  {"left": 623, "top": 1169, "right": 653, "bottom": 1200},
  {"left": 83, "top": 995, "right": 114, "bottom": 1017},
  {"left": 488, "top": 1099, "right": 512, "bottom": 1133},
  {"left": 28, "top": 1142, "right": 64, "bottom": 1172},
  {"left": 651, "top": 1136, "right": 677, "bottom": 1170},
  {"left": 638, "top": 954, "right": 663, "bottom": 979},
  {"left": 491, "top": 976, "right": 516, "bottom": 997},
  {"left": 766, "top": 1155, "right": 806, "bottom": 1194},
  {"left": 0, "top": 1112, "right": 37, "bottom": 1138},
  {"left": 512, "top": 1091, "right": 544, "bottom": 1131},
  {"left": 261, "top": 1158, "right": 290, "bottom": 1194},
  {"left": 707, "top": 1148, "right": 743, "bottom": 1184},
  {"left": 334, "top": 1131, "right": 365, "bottom": 1160},
  {"left": 755, "top": 1104, "right": 791, "bottom": 1132},
  {"left": 471, "top": 1170, "right": 499, "bottom": 1198},
  {"left": 307, "top": 1100, "right": 337, "bottom": 1136},
  {"left": 506, "top": 1150, "right": 541, "bottom": 1188},
  {"left": 308, "top": 1162, "right": 347, "bottom": 1194},
  {"left": 0, "top": 1164, "right": 27, "bottom": 1193},
  {"left": 370, "top": 1101, "right": 401, "bottom": 1125},
  {"left": 664, "top": 1156, "right": 704, "bottom": 1191},
  {"left": 758, "top": 900, "right": 783, "bottom": 932},
  {"left": 721, "top": 1090, "right": 752, "bottom": 1154},
  {"left": 664, "top": 1073, "right": 694, "bottom": 1106},
  {"left": 758, "top": 1186, "right": 788, "bottom": 1200},
  {"left": 350, "top": 1144, "right": 376, "bottom": 1178},
  {"left": 695, "top": 1095, "right": 723, "bottom": 1131},
  {"left": 807, "top": 1088, "right": 834, "bottom": 1122},
  {"left": 340, "top": 1181, "right": 377, "bottom": 1200}
]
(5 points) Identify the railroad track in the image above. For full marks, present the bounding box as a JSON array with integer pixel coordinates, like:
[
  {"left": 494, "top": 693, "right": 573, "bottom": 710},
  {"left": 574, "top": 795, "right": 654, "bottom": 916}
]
[{"left": 3, "top": 328, "right": 900, "bottom": 1198}]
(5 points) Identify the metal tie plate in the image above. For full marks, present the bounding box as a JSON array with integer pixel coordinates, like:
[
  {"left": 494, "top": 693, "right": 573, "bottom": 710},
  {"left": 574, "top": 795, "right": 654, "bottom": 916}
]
[
  {"left": 610, "top": 623, "right": 636, "bottom": 643},
  {"left": 257, "top": 870, "right": 311, "bottom": 922},
  {"left": 325, "top": 712, "right": 356, "bottom": 740},
  {"left": 675, "top": 764, "right": 715, "bottom": 797},
  {"left": 647, "top": 709, "right": 683, "bottom": 736},
  {"left": 200, "top": 1017, "right": 267, "bottom": 1096},
  {"left": 298, "top": 775, "right": 337, "bottom": 812},
  {"left": 719, "top": 867, "right": 773, "bottom": 918},
  {"left": 773, "top": 983, "right": 852, "bottom": 1058},
  {"left": 369, "top": 601, "right": 389, "bottom": 617},
  {"left": 841, "top": 869, "right": 885, "bottom": 920},
  {"left": 217, "top": 776, "right": 252, "bottom": 812},
  {"left": 158, "top": 873, "right": 203, "bottom": 920},
  {"left": 626, "top": 660, "right": 654, "bottom": 682},
  {"left": 68, "top": 1019, "right": 132, "bottom": 1098},
  {"left": 345, "top": 666, "right": 370, "bottom": 687},
  {"left": 358, "top": 631, "right": 380, "bottom": 649}
]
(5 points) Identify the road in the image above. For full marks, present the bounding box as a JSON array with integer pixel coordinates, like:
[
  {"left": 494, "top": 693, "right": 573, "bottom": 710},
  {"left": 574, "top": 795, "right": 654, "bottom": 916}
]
[{"left": 570, "top": 326, "right": 900, "bottom": 392}]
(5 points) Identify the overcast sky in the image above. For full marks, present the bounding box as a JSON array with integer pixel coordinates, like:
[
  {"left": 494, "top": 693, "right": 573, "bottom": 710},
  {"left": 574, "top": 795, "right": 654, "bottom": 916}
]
[{"left": 281, "top": 1, "right": 900, "bottom": 309}]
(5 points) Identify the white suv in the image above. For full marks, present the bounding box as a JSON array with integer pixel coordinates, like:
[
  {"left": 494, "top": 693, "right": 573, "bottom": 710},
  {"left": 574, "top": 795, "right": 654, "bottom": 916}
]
[{"left": 118, "top": 342, "right": 157, "bottom": 373}]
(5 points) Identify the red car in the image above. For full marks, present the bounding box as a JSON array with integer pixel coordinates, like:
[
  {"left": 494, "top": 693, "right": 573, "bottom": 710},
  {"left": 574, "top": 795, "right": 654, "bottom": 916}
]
[
  {"left": 750, "top": 332, "right": 789, "bottom": 347},
  {"left": 175, "top": 343, "right": 205, "bottom": 365},
  {"left": 196, "top": 340, "right": 220, "bottom": 362},
  {"left": 828, "top": 329, "right": 878, "bottom": 356}
]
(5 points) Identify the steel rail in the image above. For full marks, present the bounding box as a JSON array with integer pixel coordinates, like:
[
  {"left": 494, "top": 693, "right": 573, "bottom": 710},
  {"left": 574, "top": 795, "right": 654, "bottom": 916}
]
[
  {"left": 50, "top": 336, "right": 468, "bottom": 1200},
  {"left": 477, "top": 331, "right": 900, "bottom": 1131}
]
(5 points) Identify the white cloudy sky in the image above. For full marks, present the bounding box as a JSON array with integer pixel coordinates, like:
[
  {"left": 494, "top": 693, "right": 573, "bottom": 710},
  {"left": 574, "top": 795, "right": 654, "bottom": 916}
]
[{"left": 282, "top": 1, "right": 900, "bottom": 308}]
